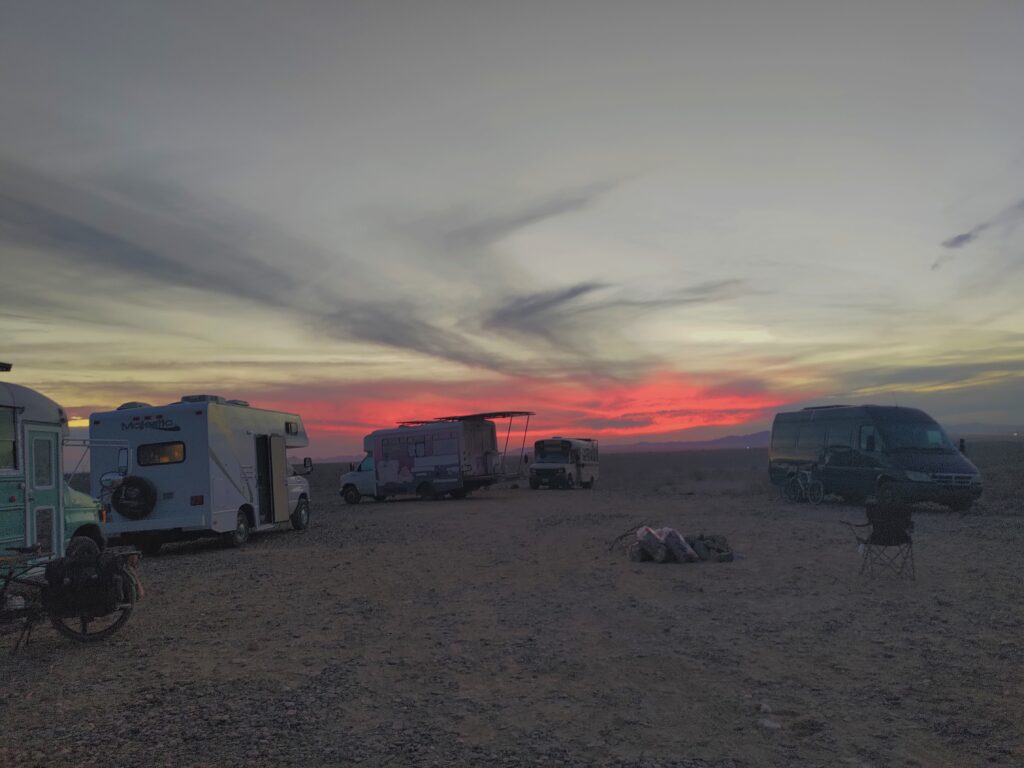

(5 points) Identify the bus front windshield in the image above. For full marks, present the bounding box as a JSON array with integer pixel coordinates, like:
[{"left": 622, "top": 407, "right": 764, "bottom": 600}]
[
  {"left": 880, "top": 421, "right": 955, "bottom": 453},
  {"left": 535, "top": 445, "right": 569, "bottom": 463}
]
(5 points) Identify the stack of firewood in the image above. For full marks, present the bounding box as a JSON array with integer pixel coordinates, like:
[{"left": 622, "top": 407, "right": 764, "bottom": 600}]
[{"left": 628, "top": 526, "right": 733, "bottom": 564}]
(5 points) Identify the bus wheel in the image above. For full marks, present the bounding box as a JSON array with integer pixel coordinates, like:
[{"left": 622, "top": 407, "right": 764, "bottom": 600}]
[{"left": 342, "top": 486, "right": 361, "bottom": 505}]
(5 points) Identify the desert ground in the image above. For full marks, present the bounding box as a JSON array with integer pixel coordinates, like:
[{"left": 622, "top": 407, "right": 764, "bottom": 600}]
[{"left": 1, "top": 443, "right": 1022, "bottom": 767}]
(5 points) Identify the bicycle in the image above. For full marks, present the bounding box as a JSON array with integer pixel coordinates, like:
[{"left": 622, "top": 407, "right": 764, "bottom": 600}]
[
  {"left": 0, "top": 542, "right": 141, "bottom": 654},
  {"left": 782, "top": 466, "right": 825, "bottom": 504}
]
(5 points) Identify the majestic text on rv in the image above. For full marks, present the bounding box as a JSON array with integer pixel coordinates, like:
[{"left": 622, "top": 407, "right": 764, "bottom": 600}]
[
  {"left": 769, "top": 405, "right": 983, "bottom": 511},
  {"left": 1, "top": 375, "right": 114, "bottom": 556},
  {"left": 528, "top": 437, "right": 599, "bottom": 489},
  {"left": 90, "top": 395, "right": 314, "bottom": 554},
  {"left": 340, "top": 411, "right": 533, "bottom": 503}
]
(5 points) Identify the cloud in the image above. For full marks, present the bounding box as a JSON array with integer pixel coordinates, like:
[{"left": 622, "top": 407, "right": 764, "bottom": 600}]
[
  {"left": 423, "top": 181, "right": 617, "bottom": 254},
  {"left": 934, "top": 196, "right": 1024, "bottom": 270},
  {"left": 0, "top": 158, "right": 334, "bottom": 310}
]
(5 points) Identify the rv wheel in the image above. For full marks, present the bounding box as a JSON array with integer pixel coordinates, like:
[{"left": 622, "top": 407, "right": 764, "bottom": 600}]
[
  {"left": 291, "top": 498, "right": 310, "bottom": 530},
  {"left": 565, "top": 474, "right": 575, "bottom": 489},
  {"left": 582, "top": 477, "right": 595, "bottom": 489},
  {"left": 342, "top": 486, "right": 361, "bottom": 505},
  {"left": 223, "top": 511, "right": 250, "bottom": 548},
  {"left": 140, "top": 535, "right": 163, "bottom": 556}
]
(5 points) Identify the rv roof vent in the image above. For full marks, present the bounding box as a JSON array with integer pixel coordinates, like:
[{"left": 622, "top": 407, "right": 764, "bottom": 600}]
[
  {"left": 181, "top": 394, "right": 226, "bottom": 404},
  {"left": 116, "top": 401, "right": 152, "bottom": 410},
  {"left": 226, "top": 399, "right": 250, "bottom": 407}
]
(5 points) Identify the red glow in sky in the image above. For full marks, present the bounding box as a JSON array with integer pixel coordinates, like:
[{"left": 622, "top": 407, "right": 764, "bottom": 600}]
[{"left": 253, "top": 371, "right": 799, "bottom": 455}]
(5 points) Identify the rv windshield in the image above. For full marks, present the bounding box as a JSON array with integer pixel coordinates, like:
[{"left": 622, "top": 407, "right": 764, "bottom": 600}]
[
  {"left": 880, "top": 421, "right": 955, "bottom": 453},
  {"left": 536, "top": 446, "right": 569, "bottom": 463}
]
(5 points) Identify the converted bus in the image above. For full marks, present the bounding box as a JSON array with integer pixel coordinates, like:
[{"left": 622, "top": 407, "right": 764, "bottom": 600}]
[
  {"left": 1, "top": 369, "right": 115, "bottom": 556},
  {"left": 528, "top": 437, "right": 599, "bottom": 489},
  {"left": 769, "top": 405, "right": 982, "bottom": 511}
]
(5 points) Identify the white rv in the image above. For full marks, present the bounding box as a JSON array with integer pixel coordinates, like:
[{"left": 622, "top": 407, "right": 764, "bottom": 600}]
[
  {"left": 528, "top": 437, "right": 599, "bottom": 489},
  {"left": 340, "top": 411, "right": 532, "bottom": 503},
  {"left": 89, "top": 395, "right": 313, "bottom": 554}
]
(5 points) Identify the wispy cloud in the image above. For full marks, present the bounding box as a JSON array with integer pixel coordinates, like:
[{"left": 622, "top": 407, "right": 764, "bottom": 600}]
[{"left": 934, "top": 196, "right": 1024, "bottom": 270}]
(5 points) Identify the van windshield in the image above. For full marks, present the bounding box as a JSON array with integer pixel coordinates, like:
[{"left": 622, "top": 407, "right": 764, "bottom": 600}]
[{"left": 879, "top": 421, "right": 955, "bottom": 453}]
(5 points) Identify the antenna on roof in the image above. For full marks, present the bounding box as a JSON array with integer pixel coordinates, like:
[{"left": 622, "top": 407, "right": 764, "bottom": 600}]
[{"left": 0, "top": 362, "right": 11, "bottom": 372}]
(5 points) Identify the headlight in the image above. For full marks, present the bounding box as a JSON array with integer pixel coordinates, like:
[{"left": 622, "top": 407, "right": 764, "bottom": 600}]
[{"left": 905, "top": 471, "right": 931, "bottom": 482}]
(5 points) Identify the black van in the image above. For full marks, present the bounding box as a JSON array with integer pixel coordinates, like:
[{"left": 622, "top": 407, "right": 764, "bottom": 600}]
[{"left": 769, "top": 405, "right": 983, "bottom": 511}]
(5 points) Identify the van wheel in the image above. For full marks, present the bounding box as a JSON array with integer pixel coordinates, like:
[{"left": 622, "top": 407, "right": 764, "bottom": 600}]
[
  {"left": 291, "top": 498, "right": 310, "bottom": 530},
  {"left": 342, "top": 486, "right": 361, "bottom": 505},
  {"left": 449, "top": 489, "right": 467, "bottom": 499},
  {"left": 565, "top": 474, "right": 575, "bottom": 489},
  {"left": 223, "top": 511, "right": 250, "bottom": 548}
]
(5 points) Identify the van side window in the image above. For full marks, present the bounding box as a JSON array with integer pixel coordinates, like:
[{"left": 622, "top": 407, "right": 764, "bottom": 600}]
[
  {"left": 0, "top": 407, "right": 16, "bottom": 470},
  {"left": 797, "top": 423, "right": 826, "bottom": 449},
  {"left": 771, "top": 422, "right": 798, "bottom": 448},
  {"left": 358, "top": 454, "right": 374, "bottom": 472},
  {"left": 858, "top": 425, "right": 879, "bottom": 451},
  {"left": 827, "top": 422, "right": 854, "bottom": 449}
]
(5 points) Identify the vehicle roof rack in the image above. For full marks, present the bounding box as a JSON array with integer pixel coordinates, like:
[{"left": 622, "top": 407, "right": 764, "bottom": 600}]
[
  {"left": 116, "top": 401, "right": 152, "bottom": 410},
  {"left": 399, "top": 410, "right": 535, "bottom": 425}
]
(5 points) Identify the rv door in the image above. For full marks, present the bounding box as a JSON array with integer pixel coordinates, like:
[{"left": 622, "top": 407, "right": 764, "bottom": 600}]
[{"left": 26, "top": 427, "right": 62, "bottom": 554}]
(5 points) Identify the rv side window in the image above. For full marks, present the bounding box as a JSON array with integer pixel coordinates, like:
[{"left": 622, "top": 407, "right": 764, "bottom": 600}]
[
  {"left": 285, "top": 421, "right": 299, "bottom": 435},
  {"left": 771, "top": 422, "right": 798, "bottom": 448},
  {"left": 858, "top": 425, "right": 879, "bottom": 452},
  {"left": 138, "top": 442, "right": 186, "bottom": 466},
  {"left": 796, "top": 423, "right": 826, "bottom": 449},
  {"left": 0, "top": 407, "right": 15, "bottom": 469}
]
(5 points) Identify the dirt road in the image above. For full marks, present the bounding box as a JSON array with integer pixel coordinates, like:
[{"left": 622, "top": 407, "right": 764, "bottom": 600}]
[{"left": 2, "top": 447, "right": 1021, "bottom": 767}]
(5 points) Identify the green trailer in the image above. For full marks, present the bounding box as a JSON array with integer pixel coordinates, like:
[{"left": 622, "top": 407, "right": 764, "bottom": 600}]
[{"left": 1, "top": 375, "right": 108, "bottom": 556}]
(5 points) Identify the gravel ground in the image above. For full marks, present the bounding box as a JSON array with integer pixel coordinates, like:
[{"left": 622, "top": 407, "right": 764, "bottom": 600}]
[{"left": 1, "top": 447, "right": 1022, "bottom": 767}]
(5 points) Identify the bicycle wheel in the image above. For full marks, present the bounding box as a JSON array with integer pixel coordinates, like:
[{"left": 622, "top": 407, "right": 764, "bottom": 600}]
[
  {"left": 49, "top": 569, "right": 137, "bottom": 643},
  {"left": 806, "top": 480, "right": 825, "bottom": 505}
]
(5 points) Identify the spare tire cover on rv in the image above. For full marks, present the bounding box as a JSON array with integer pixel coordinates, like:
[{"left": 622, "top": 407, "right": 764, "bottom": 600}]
[{"left": 111, "top": 476, "right": 158, "bottom": 520}]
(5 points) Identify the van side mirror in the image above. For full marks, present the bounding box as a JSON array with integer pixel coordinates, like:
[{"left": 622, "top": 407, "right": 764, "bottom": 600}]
[
  {"left": 866, "top": 435, "right": 876, "bottom": 452},
  {"left": 959, "top": 438, "right": 966, "bottom": 455}
]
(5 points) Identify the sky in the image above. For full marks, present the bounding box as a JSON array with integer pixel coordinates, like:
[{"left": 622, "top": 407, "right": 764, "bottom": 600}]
[{"left": 2, "top": 0, "right": 1024, "bottom": 456}]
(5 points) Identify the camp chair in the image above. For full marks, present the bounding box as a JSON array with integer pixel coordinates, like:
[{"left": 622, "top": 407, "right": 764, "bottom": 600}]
[{"left": 841, "top": 504, "right": 915, "bottom": 580}]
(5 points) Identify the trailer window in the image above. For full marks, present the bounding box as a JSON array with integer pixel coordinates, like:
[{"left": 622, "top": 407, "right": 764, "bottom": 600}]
[
  {"left": 0, "top": 407, "right": 15, "bottom": 469},
  {"left": 138, "top": 442, "right": 186, "bottom": 466}
]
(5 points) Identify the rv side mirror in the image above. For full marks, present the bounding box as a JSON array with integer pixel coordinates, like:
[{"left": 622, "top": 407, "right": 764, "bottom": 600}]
[
  {"left": 303, "top": 457, "right": 313, "bottom": 471},
  {"left": 959, "top": 438, "right": 966, "bottom": 455},
  {"left": 117, "top": 447, "right": 129, "bottom": 475},
  {"left": 866, "top": 435, "right": 876, "bottom": 452},
  {"left": 349, "top": 462, "right": 356, "bottom": 472},
  {"left": 100, "top": 472, "right": 123, "bottom": 490}
]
